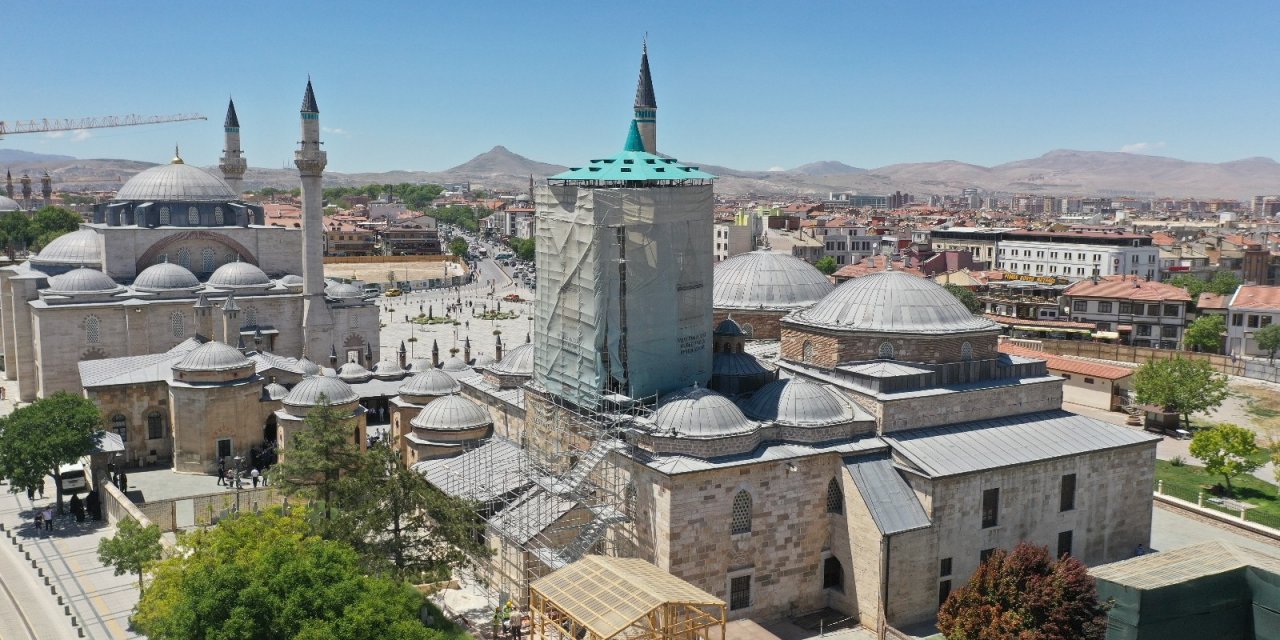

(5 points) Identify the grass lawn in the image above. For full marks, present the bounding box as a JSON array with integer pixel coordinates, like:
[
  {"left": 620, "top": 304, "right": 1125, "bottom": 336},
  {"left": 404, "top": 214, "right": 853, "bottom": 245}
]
[{"left": 1155, "top": 459, "right": 1280, "bottom": 529}]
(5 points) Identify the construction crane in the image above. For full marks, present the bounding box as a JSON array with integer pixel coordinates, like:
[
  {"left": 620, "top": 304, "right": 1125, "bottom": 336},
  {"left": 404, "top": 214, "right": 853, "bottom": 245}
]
[{"left": 0, "top": 113, "right": 206, "bottom": 139}]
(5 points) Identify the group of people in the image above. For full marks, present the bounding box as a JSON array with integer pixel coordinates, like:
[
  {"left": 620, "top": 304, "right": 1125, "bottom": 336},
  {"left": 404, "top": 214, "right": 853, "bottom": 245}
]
[
  {"left": 495, "top": 601, "right": 525, "bottom": 640},
  {"left": 216, "top": 458, "right": 266, "bottom": 489},
  {"left": 30, "top": 490, "right": 100, "bottom": 533}
]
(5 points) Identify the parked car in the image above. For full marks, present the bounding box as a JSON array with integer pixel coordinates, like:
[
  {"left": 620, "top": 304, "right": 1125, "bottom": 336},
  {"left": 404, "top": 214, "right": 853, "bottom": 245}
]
[{"left": 385, "top": 288, "right": 403, "bottom": 297}]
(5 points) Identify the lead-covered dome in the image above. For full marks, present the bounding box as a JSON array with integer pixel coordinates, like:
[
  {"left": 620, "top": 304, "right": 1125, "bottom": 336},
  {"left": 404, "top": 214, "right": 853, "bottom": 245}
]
[
  {"left": 714, "top": 250, "right": 835, "bottom": 310},
  {"left": 489, "top": 343, "right": 534, "bottom": 376},
  {"left": 44, "top": 267, "right": 123, "bottom": 295},
  {"left": 207, "top": 261, "right": 271, "bottom": 288},
  {"left": 173, "top": 341, "right": 253, "bottom": 372},
  {"left": 740, "top": 378, "right": 858, "bottom": 427},
  {"left": 134, "top": 262, "right": 200, "bottom": 292},
  {"left": 652, "top": 386, "right": 756, "bottom": 439},
  {"left": 398, "top": 369, "right": 461, "bottom": 397},
  {"left": 30, "top": 229, "right": 102, "bottom": 269},
  {"left": 0, "top": 195, "right": 20, "bottom": 211},
  {"left": 410, "top": 394, "right": 492, "bottom": 431},
  {"left": 295, "top": 356, "right": 322, "bottom": 377},
  {"left": 325, "top": 282, "right": 362, "bottom": 299},
  {"left": 115, "top": 161, "right": 237, "bottom": 202},
  {"left": 337, "top": 362, "right": 372, "bottom": 383},
  {"left": 283, "top": 375, "right": 360, "bottom": 407},
  {"left": 788, "top": 270, "right": 998, "bottom": 334}
]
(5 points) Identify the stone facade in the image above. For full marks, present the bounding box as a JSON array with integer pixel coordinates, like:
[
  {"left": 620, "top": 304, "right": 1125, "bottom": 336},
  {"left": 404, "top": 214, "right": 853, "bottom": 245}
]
[
  {"left": 780, "top": 325, "right": 999, "bottom": 367},
  {"left": 85, "top": 381, "right": 173, "bottom": 466},
  {"left": 713, "top": 310, "right": 786, "bottom": 340}
]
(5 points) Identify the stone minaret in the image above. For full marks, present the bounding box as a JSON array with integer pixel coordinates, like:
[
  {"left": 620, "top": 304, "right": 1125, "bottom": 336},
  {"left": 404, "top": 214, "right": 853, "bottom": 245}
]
[
  {"left": 5, "top": 170, "right": 12, "bottom": 199},
  {"left": 40, "top": 171, "right": 51, "bottom": 207},
  {"left": 219, "top": 98, "right": 247, "bottom": 197},
  {"left": 633, "top": 41, "right": 657, "bottom": 155},
  {"left": 294, "top": 78, "right": 334, "bottom": 359},
  {"left": 19, "top": 174, "right": 31, "bottom": 210}
]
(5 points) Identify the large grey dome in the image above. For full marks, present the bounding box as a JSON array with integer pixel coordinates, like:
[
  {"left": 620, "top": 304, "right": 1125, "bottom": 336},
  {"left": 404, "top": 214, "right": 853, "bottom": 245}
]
[
  {"left": 134, "top": 262, "right": 200, "bottom": 292},
  {"left": 410, "top": 394, "right": 492, "bottom": 431},
  {"left": 714, "top": 251, "right": 835, "bottom": 310},
  {"left": 283, "top": 375, "right": 359, "bottom": 406},
  {"left": 652, "top": 387, "right": 756, "bottom": 439},
  {"left": 45, "top": 268, "right": 122, "bottom": 295},
  {"left": 173, "top": 341, "right": 252, "bottom": 372},
  {"left": 207, "top": 261, "right": 271, "bottom": 288},
  {"left": 325, "top": 282, "right": 362, "bottom": 299},
  {"left": 0, "top": 195, "right": 20, "bottom": 211},
  {"left": 489, "top": 343, "right": 534, "bottom": 376},
  {"left": 115, "top": 160, "right": 237, "bottom": 202},
  {"left": 30, "top": 229, "right": 102, "bottom": 268},
  {"left": 398, "top": 369, "right": 461, "bottom": 397},
  {"left": 740, "top": 378, "right": 858, "bottom": 427},
  {"left": 788, "top": 270, "right": 998, "bottom": 334}
]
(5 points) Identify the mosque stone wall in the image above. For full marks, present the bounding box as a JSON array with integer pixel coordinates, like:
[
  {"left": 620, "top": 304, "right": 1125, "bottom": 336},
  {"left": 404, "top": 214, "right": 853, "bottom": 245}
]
[
  {"left": 863, "top": 377, "right": 1062, "bottom": 434},
  {"left": 712, "top": 310, "right": 786, "bottom": 340},
  {"left": 85, "top": 381, "right": 173, "bottom": 466},
  {"left": 780, "top": 326, "right": 999, "bottom": 367},
  {"left": 169, "top": 380, "right": 273, "bottom": 474},
  {"left": 99, "top": 226, "right": 302, "bottom": 280}
]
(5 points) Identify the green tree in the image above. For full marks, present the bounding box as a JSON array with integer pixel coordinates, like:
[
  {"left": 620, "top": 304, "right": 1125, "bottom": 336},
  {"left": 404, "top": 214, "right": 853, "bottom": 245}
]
[
  {"left": 814, "top": 256, "right": 837, "bottom": 275},
  {"left": 30, "top": 206, "right": 82, "bottom": 251},
  {"left": 0, "top": 211, "right": 34, "bottom": 259},
  {"left": 1183, "top": 315, "right": 1226, "bottom": 353},
  {"left": 0, "top": 392, "right": 104, "bottom": 513},
  {"left": 1169, "top": 272, "right": 1243, "bottom": 304},
  {"left": 1189, "top": 423, "right": 1262, "bottom": 496},
  {"left": 1167, "top": 273, "right": 1209, "bottom": 301},
  {"left": 938, "top": 543, "right": 1106, "bottom": 640},
  {"left": 448, "top": 237, "right": 469, "bottom": 257},
  {"left": 132, "top": 509, "right": 440, "bottom": 640},
  {"left": 269, "top": 397, "right": 366, "bottom": 538},
  {"left": 1256, "top": 323, "right": 1280, "bottom": 362},
  {"left": 509, "top": 237, "right": 536, "bottom": 262},
  {"left": 427, "top": 205, "right": 492, "bottom": 232},
  {"left": 1207, "top": 271, "right": 1243, "bottom": 296},
  {"left": 1133, "top": 357, "right": 1230, "bottom": 429},
  {"left": 944, "top": 283, "right": 984, "bottom": 314},
  {"left": 97, "top": 517, "right": 163, "bottom": 594}
]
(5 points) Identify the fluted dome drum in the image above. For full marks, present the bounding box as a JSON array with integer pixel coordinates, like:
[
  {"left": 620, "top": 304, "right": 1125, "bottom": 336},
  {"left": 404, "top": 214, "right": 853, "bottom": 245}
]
[
  {"left": 740, "top": 378, "right": 858, "bottom": 427},
  {"left": 45, "top": 268, "right": 122, "bottom": 295},
  {"left": 652, "top": 387, "right": 756, "bottom": 439},
  {"left": 30, "top": 229, "right": 102, "bottom": 269},
  {"left": 134, "top": 262, "right": 200, "bottom": 291},
  {"left": 398, "top": 369, "right": 461, "bottom": 398},
  {"left": 714, "top": 251, "right": 834, "bottom": 310},
  {"left": 115, "top": 162, "right": 237, "bottom": 202},
  {"left": 409, "top": 394, "right": 492, "bottom": 432},
  {"left": 207, "top": 261, "right": 271, "bottom": 288},
  {"left": 283, "top": 375, "right": 360, "bottom": 407},
  {"left": 789, "top": 270, "right": 998, "bottom": 334}
]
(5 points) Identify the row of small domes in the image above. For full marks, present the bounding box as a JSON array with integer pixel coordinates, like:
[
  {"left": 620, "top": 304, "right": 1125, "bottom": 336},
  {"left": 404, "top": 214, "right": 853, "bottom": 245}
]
[{"left": 650, "top": 377, "right": 864, "bottom": 439}]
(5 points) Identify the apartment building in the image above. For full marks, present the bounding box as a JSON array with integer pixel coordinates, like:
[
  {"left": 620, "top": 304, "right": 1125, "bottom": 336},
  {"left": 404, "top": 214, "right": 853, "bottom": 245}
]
[
  {"left": 1061, "top": 276, "right": 1191, "bottom": 349},
  {"left": 928, "top": 227, "right": 1009, "bottom": 268},
  {"left": 1226, "top": 285, "right": 1280, "bottom": 357},
  {"left": 810, "top": 219, "right": 881, "bottom": 266},
  {"left": 999, "top": 230, "right": 1159, "bottom": 281}
]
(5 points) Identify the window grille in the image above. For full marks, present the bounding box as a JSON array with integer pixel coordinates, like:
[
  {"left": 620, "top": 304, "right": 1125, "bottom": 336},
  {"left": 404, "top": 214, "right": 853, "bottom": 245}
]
[
  {"left": 176, "top": 247, "right": 191, "bottom": 268},
  {"left": 148, "top": 412, "right": 164, "bottom": 440},
  {"left": 159, "top": 207, "right": 170, "bottom": 225},
  {"left": 85, "top": 315, "right": 101, "bottom": 344},
  {"left": 731, "top": 490, "right": 752, "bottom": 534},
  {"left": 826, "top": 478, "right": 843, "bottom": 514},
  {"left": 879, "top": 342, "right": 895, "bottom": 360},
  {"left": 960, "top": 341, "right": 973, "bottom": 361},
  {"left": 214, "top": 207, "right": 224, "bottom": 225},
  {"left": 112, "top": 414, "right": 127, "bottom": 442},
  {"left": 170, "top": 312, "right": 184, "bottom": 338},
  {"left": 802, "top": 341, "right": 814, "bottom": 363},
  {"left": 188, "top": 206, "right": 199, "bottom": 224},
  {"left": 729, "top": 575, "right": 751, "bottom": 610},
  {"left": 201, "top": 247, "right": 216, "bottom": 273}
]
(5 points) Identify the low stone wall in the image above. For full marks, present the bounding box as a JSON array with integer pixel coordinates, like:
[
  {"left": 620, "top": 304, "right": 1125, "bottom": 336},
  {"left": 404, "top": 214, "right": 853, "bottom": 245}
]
[
  {"left": 1154, "top": 492, "right": 1280, "bottom": 542},
  {"left": 135, "top": 487, "right": 288, "bottom": 533},
  {"left": 1034, "top": 338, "right": 1280, "bottom": 382}
]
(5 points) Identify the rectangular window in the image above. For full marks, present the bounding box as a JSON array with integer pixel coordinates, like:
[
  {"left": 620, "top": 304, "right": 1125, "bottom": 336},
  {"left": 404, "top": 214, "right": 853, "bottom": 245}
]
[
  {"left": 1085, "top": 377, "right": 1096, "bottom": 384},
  {"left": 1249, "top": 315, "right": 1260, "bottom": 328},
  {"left": 1163, "top": 304, "right": 1180, "bottom": 317},
  {"left": 938, "top": 580, "right": 952, "bottom": 606},
  {"left": 981, "top": 488, "right": 1000, "bottom": 528},
  {"left": 729, "top": 575, "right": 751, "bottom": 611},
  {"left": 1060, "top": 474, "right": 1076, "bottom": 511},
  {"left": 1131, "top": 254, "right": 1139, "bottom": 263},
  {"left": 1062, "top": 373, "right": 1072, "bottom": 380},
  {"left": 1264, "top": 316, "right": 1274, "bottom": 328},
  {"left": 1093, "top": 254, "right": 1101, "bottom": 262},
  {"left": 1148, "top": 304, "right": 1161, "bottom": 316},
  {"left": 1057, "top": 530, "right": 1074, "bottom": 558},
  {"left": 1073, "top": 300, "right": 1088, "bottom": 312},
  {"left": 940, "top": 557, "right": 952, "bottom": 577},
  {"left": 1162, "top": 326, "right": 1178, "bottom": 339},
  {"left": 1137, "top": 324, "right": 1151, "bottom": 336},
  {"left": 980, "top": 548, "right": 996, "bottom": 564},
  {"left": 1050, "top": 252, "right": 1058, "bottom": 259},
  {"left": 1098, "top": 302, "right": 1113, "bottom": 313}
]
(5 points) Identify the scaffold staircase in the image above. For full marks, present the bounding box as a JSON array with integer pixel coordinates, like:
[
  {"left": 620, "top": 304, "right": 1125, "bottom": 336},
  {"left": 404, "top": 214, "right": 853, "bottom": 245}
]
[
  {"left": 530, "top": 504, "right": 629, "bottom": 571},
  {"left": 533, "top": 439, "right": 621, "bottom": 497}
]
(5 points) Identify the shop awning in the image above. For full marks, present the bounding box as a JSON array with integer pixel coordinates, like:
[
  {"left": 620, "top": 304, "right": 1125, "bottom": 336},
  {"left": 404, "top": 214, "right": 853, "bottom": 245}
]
[
  {"left": 1094, "top": 331, "right": 1120, "bottom": 339},
  {"left": 1012, "top": 325, "right": 1092, "bottom": 335}
]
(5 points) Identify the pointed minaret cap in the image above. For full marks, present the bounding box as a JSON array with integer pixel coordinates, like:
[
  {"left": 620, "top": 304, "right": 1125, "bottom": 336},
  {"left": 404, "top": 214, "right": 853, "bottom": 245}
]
[
  {"left": 224, "top": 98, "right": 240, "bottom": 128},
  {"left": 222, "top": 291, "right": 240, "bottom": 312},
  {"left": 635, "top": 40, "right": 656, "bottom": 108},
  {"left": 193, "top": 292, "right": 211, "bottom": 309},
  {"left": 301, "top": 77, "right": 319, "bottom": 113},
  {"left": 623, "top": 120, "right": 645, "bottom": 153}
]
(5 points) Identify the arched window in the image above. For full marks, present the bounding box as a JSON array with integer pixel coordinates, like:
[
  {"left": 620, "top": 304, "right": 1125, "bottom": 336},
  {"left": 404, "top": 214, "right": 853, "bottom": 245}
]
[
  {"left": 823, "top": 556, "right": 844, "bottom": 591},
  {"left": 85, "top": 315, "right": 101, "bottom": 344},
  {"left": 223, "top": 251, "right": 238, "bottom": 264},
  {"left": 187, "top": 206, "right": 199, "bottom": 225},
  {"left": 201, "top": 247, "right": 216, "bottom": 273},
  {"left": 878, "top": 342, "right": 895, "bottom": 360},
  {"left": 731, "top": 490, "right": 752, "bottom": 535},
  {"left": 111, "top": 414, "right": 127, "bottom": 442},
  {"left": 176, "top": 247, "right": 191, "bottom": 268},
  {"left": 147, "top": 411, "right": 165, "bottom": 440},
  {"left": 741, "top": 323, "right": 754, "bottom": 338},
  {"left": 170, "top": 312, "right": 185, "bottom": 338},
  {"left": 826, "top": 478, "right": 843, "bottom": 514},
  {"left": 159, "top": 206, "right": 170, "bottom": 225},
  {"left": 625, "top": 483, "right": 637, "bottom": 520},
  {"left": 961, "top": 341, "right": 974, "bottom": 361},
  {"left": 802, "top": 340, "right": 814, "bottom": 364},
  {"left": 213, "top": 206, "right": 224, "bottom": 225}
]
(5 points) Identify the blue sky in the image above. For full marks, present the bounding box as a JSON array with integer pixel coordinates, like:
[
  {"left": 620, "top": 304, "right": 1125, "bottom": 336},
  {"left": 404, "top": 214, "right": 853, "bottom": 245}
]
[{"left": 7, "top": 0, "right": 1280, "bottom": 173}]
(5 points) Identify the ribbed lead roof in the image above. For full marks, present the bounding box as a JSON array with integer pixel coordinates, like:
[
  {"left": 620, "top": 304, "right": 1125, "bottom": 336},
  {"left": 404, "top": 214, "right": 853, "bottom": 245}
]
[
  {"left": 845, "top": 454, "right": 931, "bottom": 534},
  {"left": 714, "top": 251, "right": 835, "bottom": 311},
  {"left": 789, "top": 270, "right": 998, "bottom": 334},
  {"left": 115, "top": 162, "right": 236, "bottom": 202},
  {"left": 635, "top": 45, "right": 656, "bottom": 108}
]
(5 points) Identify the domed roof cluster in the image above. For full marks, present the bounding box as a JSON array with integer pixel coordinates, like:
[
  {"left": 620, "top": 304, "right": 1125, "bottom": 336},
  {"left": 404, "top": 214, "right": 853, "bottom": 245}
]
[
  {"left": 173, "top": 341, "right": 253, "bottom": 373},
  {"left": 115, "top": 160, "right": 237, "bottom": 202},
  {"left": 740, "top": 378, "right": 858, "bottom": 427},
  {"left": 652, "top": 387, "right": 756, "bottom": 439},
  {"left": 488, "top": 343, "right": 534, "bottom": 376},
  {"left": 30, "top": 229, "right": 102, "bottom": 269},
  {"left": 283, "top": 375, "right": 360, "bottom": 407},
  {"left": 45, "top": 268, "right": 123, "bottom": 295},
  {"left": 788, "top": 270, "right": 998, "bottom": 335},
  {"left": 410, "top": 394, "right": 491, "bottom": 431},
  {"left": 714, "top": 251, "right": 835, "bottom": 310},
  {"left": 207, "top": 261, "right": 272, "bottom": 288},
  {"left": 399, "top": 369, "right": 461, "bottom": 397},
  {"left": 134, "top": 262, "right": 201, "bottom": 292}
]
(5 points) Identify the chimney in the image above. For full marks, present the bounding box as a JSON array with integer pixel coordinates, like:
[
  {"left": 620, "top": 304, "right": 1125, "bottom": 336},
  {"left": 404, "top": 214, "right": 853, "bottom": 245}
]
[
  {"left": 431, "top": 339, "right": 440, "bottom": 367},
  {"left": 398, "top": 340, "right": 407, "bottom": 369},
  {"left": 495, "top": 334, "right": 504, "bottom": 361},
  {"left": 463, "top": 336, "right": 471, "bottom": 364}
]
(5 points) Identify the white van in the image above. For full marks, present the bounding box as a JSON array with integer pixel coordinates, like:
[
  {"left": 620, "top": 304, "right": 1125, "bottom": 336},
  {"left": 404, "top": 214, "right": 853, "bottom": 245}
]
[{"left": 57, "top": 462, "right": 86, "bottom": 493}]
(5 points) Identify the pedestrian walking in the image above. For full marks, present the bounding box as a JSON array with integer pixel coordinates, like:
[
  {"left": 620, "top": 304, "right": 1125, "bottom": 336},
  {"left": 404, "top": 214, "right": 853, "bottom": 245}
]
[
  {"left": 510, "top": 609, "right": 524, "bottom": 640},
  {"left": 42, "top": 506, "right": 53, "bottom": 531},
  {"left": 26, "top": 485, "right": 33, "bottom": 501},
  {"left": 70, "top": 494, "right": 85, "bottom": 523},
  {"left": 34, "top": 509, "right": 43, "bottom": 531},
  {"left": 86, "top": 490, "right": 100, "bottom": 521},
  {"left": 217, "top": 460, "right": 226, "bottom": 486},
  {"left": 118, "top": 472, "right": 127, "bottom": 492},
  {"left": 224, "top": 469, "right": 233, "bottom": 488},
  {"left": 251, "top": 468, "right": 260, "bottom": 488}
]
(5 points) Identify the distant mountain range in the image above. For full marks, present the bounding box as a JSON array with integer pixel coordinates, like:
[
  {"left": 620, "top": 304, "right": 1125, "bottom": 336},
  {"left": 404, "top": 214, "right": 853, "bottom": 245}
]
[{"left": 3, "top": 146, "right": 1279, "bottom": 199}]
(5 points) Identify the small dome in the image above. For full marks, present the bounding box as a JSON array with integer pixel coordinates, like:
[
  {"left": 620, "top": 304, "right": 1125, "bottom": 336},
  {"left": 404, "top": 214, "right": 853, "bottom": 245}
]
[
  {"left": 30, "top": 229, "right": 101, "bottom": 268},
  {"left": 789, "top": 270, "right": 998, "bottom": 334},
  {"left": 207, "top": 261, "right": 271, "bottom": 288},
  {"left": 410, "top": 394, "right": 491, "bottom": 431},
  {"left": 714, "top": 250, "right": 835, "bottom": 310},
  {"left": 398, "top": 369, "right": 461, "bottom": 397},
  {"left": 712, "top": 351, "right": 772, "bottom": 377},
  {"left": 406, "top": 358, "right": 435, "bottom": 372},
  {"left": 325, "top": 282, "right": 362, "bottom": 299},
  {"left": 0, "top": 195, "right": 21, "bottom": 211},
  {"left": 472, "top": 354, "right": 497, "bottom": 369},
  {"left": 44, "top": 268, "right": 122, "bottom": 295},
  {"left": 283, "top": 375, "right": 360, "bottom": 407},
  {"left": 715, "top": 317, "right": 745, "bottom": 336},
  {"left": 489, "top": 343, "right": 534, "bottom": 376},
  {"left": 115, "top": 161, "right": 237, "bottom": 202},
  {"left": 296, "top": 356, "right": 322, "bottom": 377},
  {"left": 173, "top": 341, "right": 252, "bottom": 372},
  {"left": 371, "top": 359, "right": 404, "bottom": 378},
  {"left": 134, "top": 261, "right": 200, "bottom": 291},
  {"left": 740, "top": 378, "right": 857, "bottom": 426},
  {"left": 440, "top": 356, "right": 472, "bottom": 373},
  {"left": 337, "top": 362, "right": 372, "bottom": 383},
  {"left": 263, "top": 383, "right": 289, "bottom": 400},
  {"left": 653, "top": 386, "right": 756, "bottom": 439}
]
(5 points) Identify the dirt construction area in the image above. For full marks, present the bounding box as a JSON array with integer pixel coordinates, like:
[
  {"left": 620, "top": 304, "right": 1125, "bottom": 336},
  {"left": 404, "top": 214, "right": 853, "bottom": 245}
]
[{"left": 325, "top": 259, "right": 465, "bottom": 284}]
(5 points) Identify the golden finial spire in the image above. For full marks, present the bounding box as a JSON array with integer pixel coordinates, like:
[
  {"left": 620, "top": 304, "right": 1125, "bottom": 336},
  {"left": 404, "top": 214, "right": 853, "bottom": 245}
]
[{"left": 172, "top": 145, "right": 184, "bottom": 164}]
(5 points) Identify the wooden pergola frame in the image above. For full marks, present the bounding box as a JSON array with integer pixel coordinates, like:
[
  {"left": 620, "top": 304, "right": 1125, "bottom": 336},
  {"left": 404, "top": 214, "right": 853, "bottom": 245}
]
[{"left": 529, "top": 556, "right": 726, "bottom": 640}]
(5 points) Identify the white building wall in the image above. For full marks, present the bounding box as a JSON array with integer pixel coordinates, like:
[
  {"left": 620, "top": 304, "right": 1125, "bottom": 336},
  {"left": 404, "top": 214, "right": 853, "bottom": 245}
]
[{"left": 998, "top": 240, "right": 1159, "bottom": 281}]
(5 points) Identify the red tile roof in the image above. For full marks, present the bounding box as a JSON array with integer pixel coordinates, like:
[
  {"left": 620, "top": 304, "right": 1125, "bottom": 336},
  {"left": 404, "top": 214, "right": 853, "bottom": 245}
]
[
  {"left": 1064, "top": 275, "right": 1191, "bottom": 302},
  {"left": 999, "top": 343, "right": 1134, "bottom": 380},
  {"left": 1196, "top": 292, "right": 1229, "bottom": 310},
  {"left": 831, "top": 255, "right": 925, "bottom": 280},
  {"left": 1231, "top": 285, "right": 1280, "bottom": 312}
]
